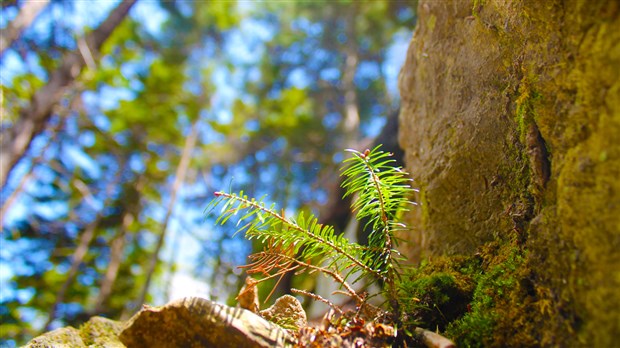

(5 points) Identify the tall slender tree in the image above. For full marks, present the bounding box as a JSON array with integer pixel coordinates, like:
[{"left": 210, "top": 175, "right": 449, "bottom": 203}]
[{"left": 0, "top": 0, "right": 136, "bottom": 188}]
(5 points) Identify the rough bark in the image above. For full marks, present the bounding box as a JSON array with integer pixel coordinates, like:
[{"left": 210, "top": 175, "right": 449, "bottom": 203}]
[
  {"left": 93, "top": 173, "right": 143, "bottom": 315},
  {"left": 399, "top": 0, "right": 620, "bottom": 345},
  {"left": 0, "top": 0, "right": 137, "bottom": 188},
  {"left": 0, "top": 0, "right": 49, "bottom": 56},
  {"left": 28, "top": 298, "right": 296, "bottom": 348}
]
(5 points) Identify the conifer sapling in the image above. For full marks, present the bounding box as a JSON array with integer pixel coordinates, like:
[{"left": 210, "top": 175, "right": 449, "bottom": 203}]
[{"left": 207, "top": 145, "right": 415, "bottom": 321}]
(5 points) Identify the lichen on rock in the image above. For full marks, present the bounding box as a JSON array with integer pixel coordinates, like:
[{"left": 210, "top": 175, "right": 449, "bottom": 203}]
[
  {"left": 24, "top": 316, "right": 125, "bottom": 348},
  {"left": 25, "top": 327, "right": 88, "bottom": 348},
  {"left": 260, "top": 294, "right": 307, "bottom": 331}
]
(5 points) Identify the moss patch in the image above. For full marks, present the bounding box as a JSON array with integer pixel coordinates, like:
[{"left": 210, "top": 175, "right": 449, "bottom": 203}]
[
  {"left": 400, "top": 257, "right": 476, "bottom": 331},
  {"left": 400, "top": 238, "right": 561, "bottom": 347}
]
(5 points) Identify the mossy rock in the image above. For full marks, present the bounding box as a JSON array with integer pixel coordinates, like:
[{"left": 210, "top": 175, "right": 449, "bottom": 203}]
[
  {"left": 24, "top": 316, "right": 124, "bottom": 347},
  {"left": 399, "top": 0, "right": 620, "bottom": 345},
  {"left": 400, "top": 256, "right": 477, "bottom": 331}
]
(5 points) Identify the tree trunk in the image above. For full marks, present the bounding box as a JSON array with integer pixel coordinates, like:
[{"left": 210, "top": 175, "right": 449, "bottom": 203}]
[
  {"left": 135, "top": 120, "right": 199, "bottom": 308},
  {"left": 0, "top": 0, "right": 137, "bottom": 188},
  {"left": 340, "top": 5, "right": 360, "bottom": 150},
  {"left": 0, "top": 0, "right": 49, "bottom": 56}
]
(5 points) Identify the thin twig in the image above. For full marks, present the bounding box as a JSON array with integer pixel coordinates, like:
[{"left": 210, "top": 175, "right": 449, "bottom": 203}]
[{"left": 292, "top": 288, "right": 344, "bottom": 316}]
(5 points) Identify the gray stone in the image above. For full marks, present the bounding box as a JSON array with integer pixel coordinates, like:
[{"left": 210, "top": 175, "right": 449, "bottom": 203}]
[
  {"left": 260, "top": 295, "right": 307, "bottom": 331},
  {"left": 120, "top": 297, "right": 295, "bottom": 348}
]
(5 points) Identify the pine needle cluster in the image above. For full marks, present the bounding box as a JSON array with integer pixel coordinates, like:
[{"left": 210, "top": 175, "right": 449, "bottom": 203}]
[{"left": 207, "top": 145, "right": 415, "bottom": 318}]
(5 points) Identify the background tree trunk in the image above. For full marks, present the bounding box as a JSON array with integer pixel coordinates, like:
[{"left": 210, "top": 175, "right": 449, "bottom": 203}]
[
  {"left": 0, "top": 0, "right": 136, "bottom": 188},
  {"left": 94, "top": 176, "right": 143, "bottom": 315},
  {"left": 135, "top": 120, "right": 199, "bottom": 309},
  {"left": 341, "top": 4, "right": 361, "bottom": 151},
  {"left": 0, "top": 0, "right": 50, "bottom": 56}
]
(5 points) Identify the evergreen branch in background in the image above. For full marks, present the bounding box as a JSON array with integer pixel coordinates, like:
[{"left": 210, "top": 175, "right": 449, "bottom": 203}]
[{"left": 208, "top": 146, "right": 415, "bottom": 320}]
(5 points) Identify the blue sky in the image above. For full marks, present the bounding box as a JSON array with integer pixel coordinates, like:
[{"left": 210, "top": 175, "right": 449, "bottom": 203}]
[{"left": 0, "top": 1, "right": 412, "bottom": 337}]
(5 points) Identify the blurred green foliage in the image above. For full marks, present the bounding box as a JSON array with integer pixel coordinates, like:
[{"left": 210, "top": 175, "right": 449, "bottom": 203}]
[{"left": 0, "top": 0, "right": 415, "bottom": 345}]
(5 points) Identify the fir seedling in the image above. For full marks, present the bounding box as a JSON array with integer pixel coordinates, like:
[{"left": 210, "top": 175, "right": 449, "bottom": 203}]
[{"left": 207, "top": 145, "right": 415, "bottom": 319}]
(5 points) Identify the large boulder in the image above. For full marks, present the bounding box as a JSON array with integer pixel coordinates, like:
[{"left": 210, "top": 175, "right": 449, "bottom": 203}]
[{"left": 399, "top": 0, "right": 620, "bottom": 345}]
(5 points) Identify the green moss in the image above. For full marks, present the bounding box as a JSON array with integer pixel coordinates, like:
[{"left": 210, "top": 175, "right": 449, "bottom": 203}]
[
  {"left": 399, "top": 239, "right": 555, "bottom": 347},
  {"left": 471, "top": 0, "right": 486, "bottom": 17},
  {"left": 399, "top": 256, "right": 476, "bottom": 335},
  {"left": 400, "top": 269, "right": 474, "bottom": 330},
  {"left": 514, "top": 78, "right": 541, "bottom": 146},
  {"left": 78, "top": 317, "right": 123, "bottom": 346},
  {"left": 426, "top": 14, "right": 437, "bottom": 32},
  {"left": 447, "top": 311, "right": 496, "bottom": 348}
]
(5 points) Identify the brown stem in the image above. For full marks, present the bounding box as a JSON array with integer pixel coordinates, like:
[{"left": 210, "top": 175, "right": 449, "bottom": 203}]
[
  {"left": 263, "top": 251, "right": 365, "bottom": 305},
  {"left": 291, "top": 288, "right": 344, "bottom": 316}
]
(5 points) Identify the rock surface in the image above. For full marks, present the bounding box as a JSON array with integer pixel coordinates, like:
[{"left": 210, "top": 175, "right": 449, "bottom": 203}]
[
  {"left": 260, "top": 294, "right": 307, "bottom": 330},
  {"left": 24, "top": 316, "right": 124, "bottom": 347},
  {"left": 399, "top": 0, "right": 620, "bottom": 346},
  {"left": 25, "top": 327, "right": 88, "bottom": 348},
  {"left": 119, "top": 297, "right": 296, "bottom": 348}
]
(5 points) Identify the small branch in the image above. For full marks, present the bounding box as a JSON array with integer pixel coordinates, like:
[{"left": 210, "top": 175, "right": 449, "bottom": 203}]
[
  {"left": 76, "top": 37, "right": 96, "bottom": 70},
  {"left": 361, "top": 152, "right": 389, "bottom": 226},
  {"left": 270, "top": 251, "right": 365, "bottom": 305},
  {"left": 291, "top": 288, "right": 344, "bottom": 316}
]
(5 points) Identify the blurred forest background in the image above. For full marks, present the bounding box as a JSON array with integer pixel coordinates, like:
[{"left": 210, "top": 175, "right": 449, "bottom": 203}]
[{"left": 0, "top": 0, "right": 416, "bottom": 345}]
